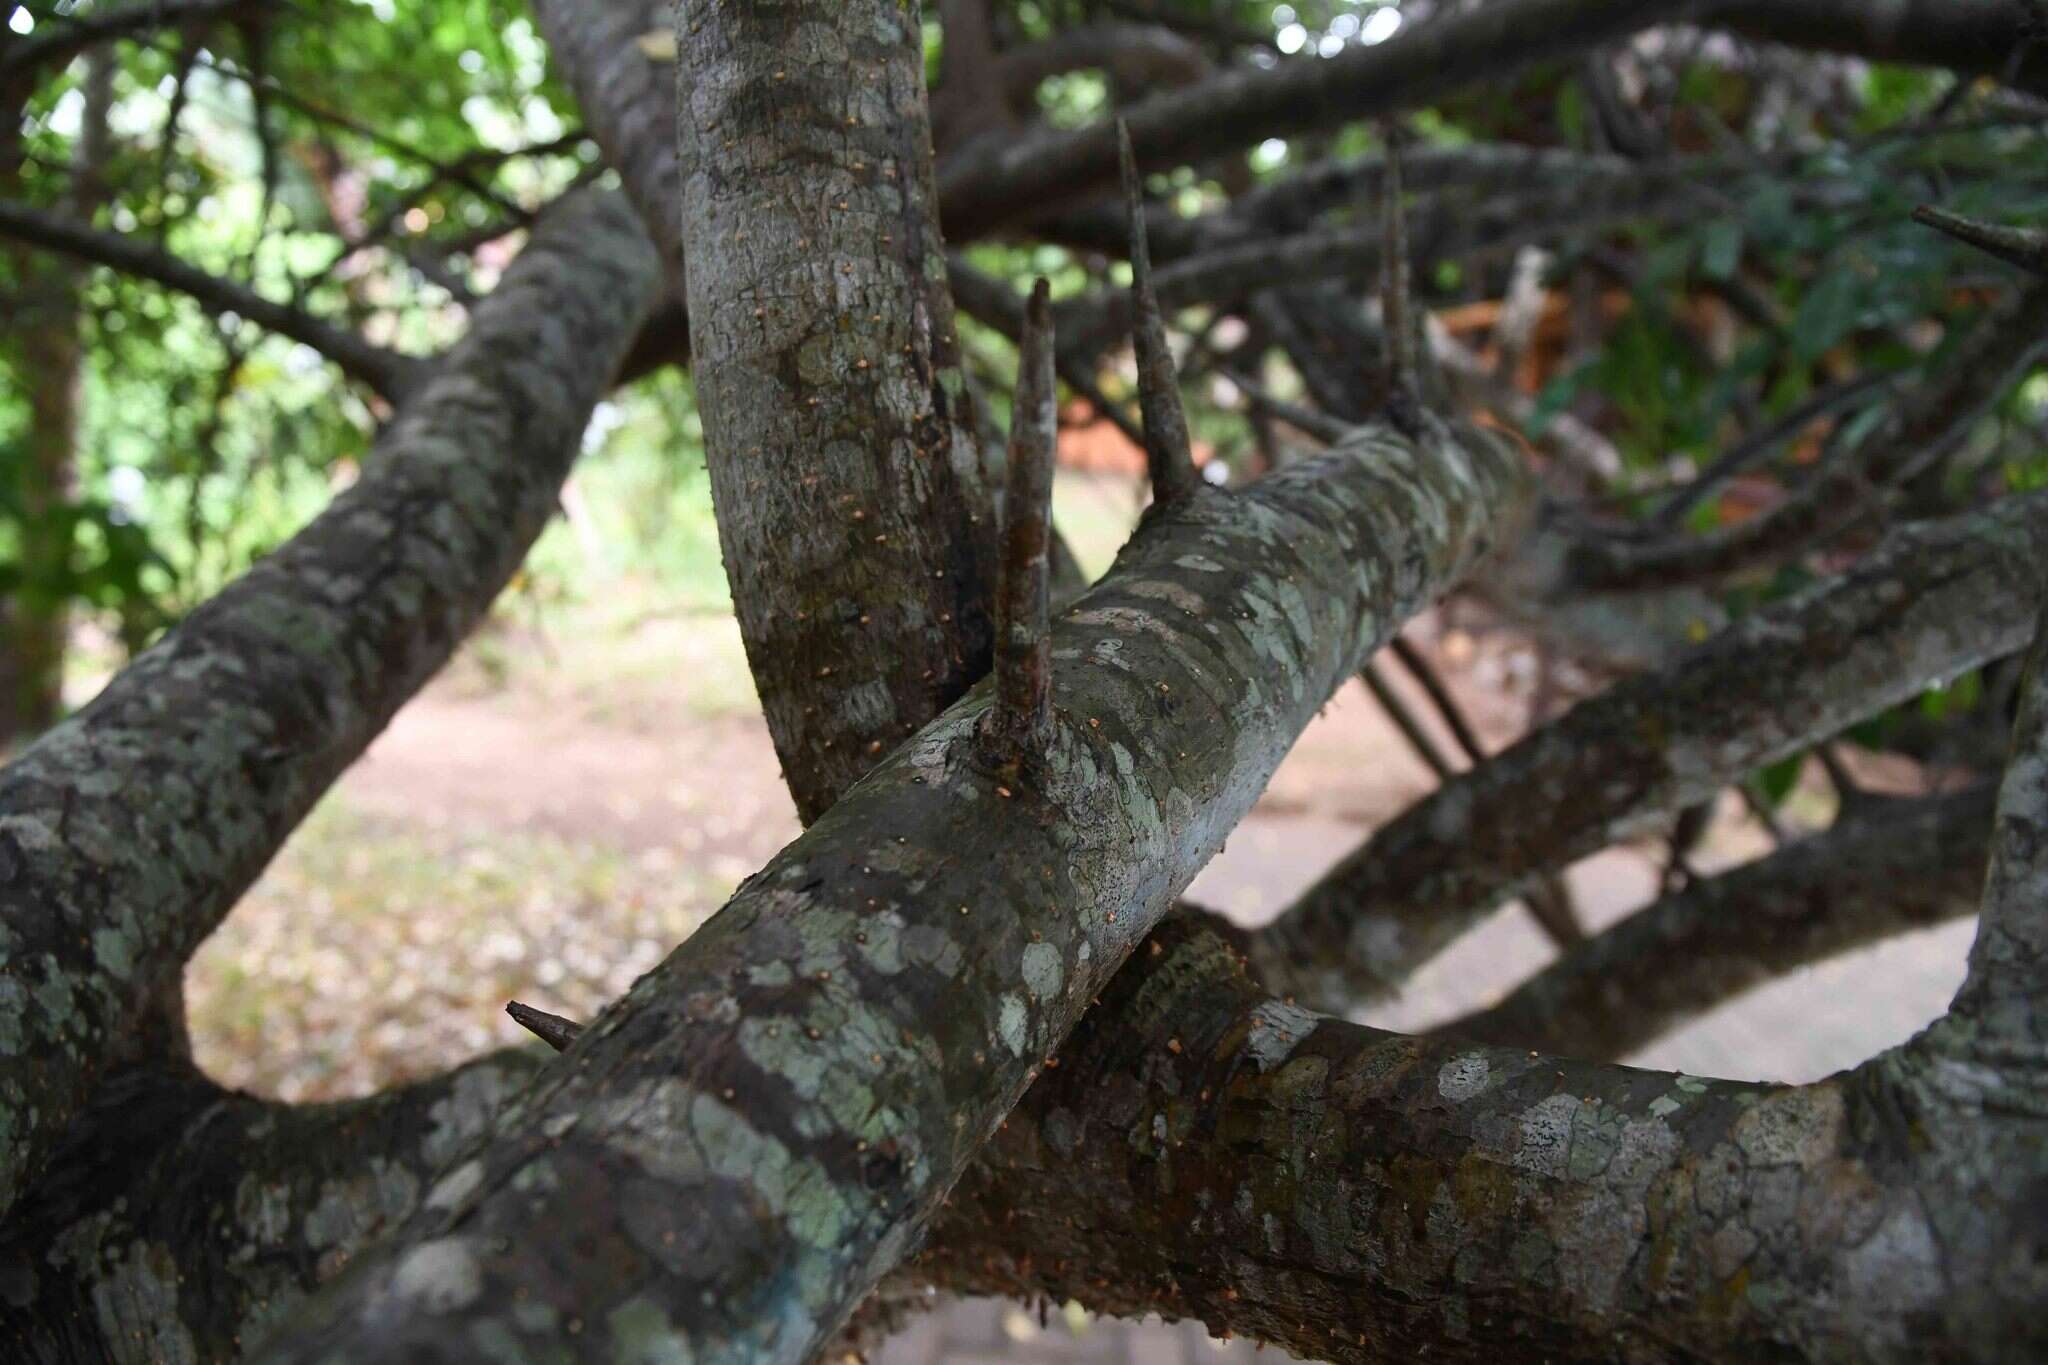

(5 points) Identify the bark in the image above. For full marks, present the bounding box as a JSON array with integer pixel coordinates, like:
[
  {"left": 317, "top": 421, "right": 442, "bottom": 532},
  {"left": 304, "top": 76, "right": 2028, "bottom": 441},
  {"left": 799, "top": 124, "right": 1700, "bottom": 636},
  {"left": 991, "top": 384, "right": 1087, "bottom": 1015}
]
[
  {"left": 1707, "top": 0, "right": 2048, "bottom": 100},
  {"left": 0, "top": 199, "right": 424, "bottom": 402},
  {"left": 1568, "top": 278, "right": 2048, "bottom": 591},
  {"left": 0, "top": 189, "right": 658, "bottom": 1222},
  {"left": 0, "top": 1052, "right": 546, "bottom": 1362},
  {"left": 1913, "top": 206, "right": 2048, "bottom": 278},
  {"left": 1250, "top": 488, "right": 2048, "bottom": 1012},
  {"left": 1447, "top": 785, "right": 1996, "bottom": 1062},
  {"left": 673, "top": 0, "right": 1001, "bottom": 825},
  {"left": 1948, "top": 604, "right": 2048, "bottom": 1065},
  {"left": 240, "top": 411, "right": 1528, "bottom": 1363},
  {"left": 919, "top": 915, "right": 2048, "bottom": 1363},
  {"left": 934, "top": 0, "right": 1701, "bottom": 239}
]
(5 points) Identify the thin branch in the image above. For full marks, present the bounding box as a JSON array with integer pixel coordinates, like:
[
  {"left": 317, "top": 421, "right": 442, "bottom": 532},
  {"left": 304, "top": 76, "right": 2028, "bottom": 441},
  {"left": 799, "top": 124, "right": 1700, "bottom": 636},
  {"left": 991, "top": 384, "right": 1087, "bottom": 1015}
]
[
  {"left": 1249, "top": 488, "right": 2048, "bottom": 1012},
  {"left": 1569, "top": 276, "right": 2048, "bottom": 591},
  {"left": 1119, "top": 119, "right": 1201, "bottom": 507},
  {"left": 1447, "top": 784, "right": 1994, "bottom": 1060},
  {"left": 1361, "top": 660, "right": 1456, "bottom": 781},
  {"left": 0, "top": 196, "right": 424, "bottom": 399}
]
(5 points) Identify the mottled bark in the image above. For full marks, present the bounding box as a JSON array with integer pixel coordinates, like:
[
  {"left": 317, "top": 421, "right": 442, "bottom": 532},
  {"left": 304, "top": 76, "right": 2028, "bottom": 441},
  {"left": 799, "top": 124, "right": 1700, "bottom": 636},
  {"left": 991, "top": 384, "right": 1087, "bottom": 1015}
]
[
  {"left": 935, "top": 0, "right": 1699, "bottom": 239},
  {"left": 0, "top": 1053, "right": 545, "bottom": 1363},
  {"left": 1252, "top": 489, "right": 2048, "bottom": 1012},
  {"left": 674, "top": 0, "right": 1001, "bottom": 825},
  {"left": 921, "top": 914, "right": 2048, "bottom": 1362},
  {"left": 0, "top": 189, "right": 658, "bottom": 1221},
  {"left": 1568, "top": 278, "right": 2048, "bottom": 591},
  {"left": 242, "top": 413, "right": 1528, "bottom": 1364},
  {"left": 1449, "top": 786, "right": 1996, "bottom": 1061},
  {"left": 0, "top": 198, "right": 424, "bottom": 401}
]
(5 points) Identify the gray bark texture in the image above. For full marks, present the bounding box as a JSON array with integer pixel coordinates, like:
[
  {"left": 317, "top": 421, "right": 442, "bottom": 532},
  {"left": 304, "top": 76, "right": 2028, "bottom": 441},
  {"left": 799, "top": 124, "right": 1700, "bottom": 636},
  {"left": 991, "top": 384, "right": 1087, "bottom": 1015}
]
[
  {"left": 0, "top": 189, "right": 658, "bottom": 1223},
  {"left": 1252, "top": 489, "right": 2048, "bottom": 1012}
]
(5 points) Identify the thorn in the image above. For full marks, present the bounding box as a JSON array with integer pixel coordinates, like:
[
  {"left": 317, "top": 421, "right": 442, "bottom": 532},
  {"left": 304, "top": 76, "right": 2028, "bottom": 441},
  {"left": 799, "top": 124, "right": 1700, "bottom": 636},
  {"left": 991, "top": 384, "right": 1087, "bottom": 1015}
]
[
  {"left": 1117, "top": 119, "right": 1200, "bottom": 506},
  {"left": 507, "top": 1000, "right": 585, "bottom": 1052},
  {"left": 1378, "top": 119, "right": 1422, "bottom": 429},
  {"left": 982, "top": 277, "right": 1058, "bottom": 767},
  {"left": 1912, "top": 205, "right": 2048, "bottom": 277}
]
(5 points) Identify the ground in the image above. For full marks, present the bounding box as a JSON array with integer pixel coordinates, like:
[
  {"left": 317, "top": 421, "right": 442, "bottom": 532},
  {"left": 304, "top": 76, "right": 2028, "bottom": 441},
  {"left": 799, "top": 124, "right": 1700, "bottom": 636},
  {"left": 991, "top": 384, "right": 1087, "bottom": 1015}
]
[{"left": 142, "top": 471, "right": 1972, "bottom": 1361}]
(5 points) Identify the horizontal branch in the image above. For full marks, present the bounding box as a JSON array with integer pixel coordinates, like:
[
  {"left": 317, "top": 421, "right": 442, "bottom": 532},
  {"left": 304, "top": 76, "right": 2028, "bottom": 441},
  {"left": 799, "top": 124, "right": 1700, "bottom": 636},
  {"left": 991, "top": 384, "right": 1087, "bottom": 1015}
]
[
  {"left": 1708, "top": 0, "right": 2048, "bottom": 100},
  {"left": 917, "top": 912, "right": 2048, "bottom": 1360},
  {"left": 0, "top": 197, "right": 426, "bottom": 400},
  {"left": 1446, "top": 785, "right": 1995, "bottom": 1060},
  {"left": 245, "top": 413, "right": 1529, "bottom": 1360},
  {"left": 1250, "top": 487, "right": 2048, "bottom": 1012},
  {"left": 0, "top": 1052, "right": 546, "bottom": 1360},
  {"left": 0, "top": 0, "right": 260, "bottom": 82},
  {"left": 0, "top": 189, "right": 658, "bottom": 1221},
  {"left": 934, "top": 0, "right": 1699, "bottom": 238}
]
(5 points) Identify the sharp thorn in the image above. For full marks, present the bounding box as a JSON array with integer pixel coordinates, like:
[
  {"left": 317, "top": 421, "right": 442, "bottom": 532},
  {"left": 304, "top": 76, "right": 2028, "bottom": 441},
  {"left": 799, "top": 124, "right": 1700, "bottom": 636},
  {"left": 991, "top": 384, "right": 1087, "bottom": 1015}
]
[
  {"left": 984, "top": 277, "right": 1057, "bottom": 766},
  {"left": 1117, "top": 118, "right": 1201, "bottom": 505},
  {"left": 1912, "top": 205, "right": 2048, "bottom": 277},
  {"left": 507, "top": 1000, "right": 586, "bottom": 1052}
]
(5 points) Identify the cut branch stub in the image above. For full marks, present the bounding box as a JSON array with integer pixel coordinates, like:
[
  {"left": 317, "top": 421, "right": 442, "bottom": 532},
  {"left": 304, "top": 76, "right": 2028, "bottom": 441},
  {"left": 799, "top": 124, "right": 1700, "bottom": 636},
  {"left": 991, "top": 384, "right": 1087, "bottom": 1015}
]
[
  {"left": 1118, "top": 118, "right": 1202, "bottom": 507},
  {"left": 982, "top": 278, "right": 1059, "bottom": 771},
  {"left": 1913, "top": 204, "right": 2048, "bottom": 278},
  {"left": 506, "top": 1000, "right": 587, "bottom": 1053}
]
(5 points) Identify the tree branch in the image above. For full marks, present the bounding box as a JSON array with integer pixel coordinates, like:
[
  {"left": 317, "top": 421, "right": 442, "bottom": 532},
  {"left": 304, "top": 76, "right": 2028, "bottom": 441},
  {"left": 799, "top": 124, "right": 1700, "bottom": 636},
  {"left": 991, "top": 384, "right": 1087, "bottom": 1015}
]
[
  {"left": 242, "top": 406, "right": 1528, "bottom": 1360},
  {"left": 0, "top": 197, "right": 425, "bottom": 400},
  {"left": 1447, "top": 785, "right": 1995, "bottom": 1060},
  {"left": 0, "top": 189, "right": 658, "bottom": 1221},
  {"left": 935, "top": 0, "right": 1702, "bottom": 238},
  {"left": 1708, "top": 0, "right": 2048, "bottom": 100},
  {"left": 1250, "top": 487, "right": 2048, "bottom": 1012}
]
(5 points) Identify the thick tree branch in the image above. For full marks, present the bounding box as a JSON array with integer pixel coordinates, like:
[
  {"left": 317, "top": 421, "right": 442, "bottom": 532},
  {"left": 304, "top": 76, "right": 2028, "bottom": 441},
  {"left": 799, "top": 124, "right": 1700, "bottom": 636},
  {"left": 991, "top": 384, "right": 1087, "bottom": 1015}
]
[
  {"left": 1448, "top": 785, "right": 1995, "bottom": 1061},
  {"left": 934, "top": 0, "right": 1701, "bottom": 239},
  {"left": 1708, "top": 0, "right": 2048, "bottom": 100},
  {"left": 1251, "top": 488, "right": 2048, "bottom": 1012},
  {"left": 1567, "top": 278, "right": 2048, "bottom": 591},
  {"left": 244, "top": 405, "right": 1528, "bottom": 1361},
  {"left": 0, "top": 1052, "right": 546, "bottom": 1361},
  {"left": 0, "top": 189, "right": 658, "bottom": 1221},
  {"left": 0, "top": 197, "right": 425, "bottom": 400},
  {"left": 918, "top": 914, "right": 2048, "bottom": 1361},
  {"left": 672, "top": 0, "right": 1000, "bottom": 826}
]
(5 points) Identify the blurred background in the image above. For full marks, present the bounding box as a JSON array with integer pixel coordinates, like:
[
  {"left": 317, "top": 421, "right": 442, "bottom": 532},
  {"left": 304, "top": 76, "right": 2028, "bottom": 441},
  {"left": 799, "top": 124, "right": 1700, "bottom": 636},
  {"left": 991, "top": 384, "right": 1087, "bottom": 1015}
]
[{"left": 4, "top": 1, "right": 2041, "bottom": 1359}]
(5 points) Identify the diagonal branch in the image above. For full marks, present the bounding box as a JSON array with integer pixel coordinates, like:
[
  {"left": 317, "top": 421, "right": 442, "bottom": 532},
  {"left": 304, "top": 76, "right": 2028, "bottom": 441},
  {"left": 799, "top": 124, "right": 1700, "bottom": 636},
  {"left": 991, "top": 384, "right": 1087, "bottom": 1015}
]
[
  {"left": 1446, "top": 784, "right": 1995, "bottom": 1060},
  {"left": 244, "top": 406, "right": 1528, "bottom": 1359},
  {"left": 1914, "top": 204, "right": 2048, "bottom": 277},
  {"left": 0, "top": 196, "right": 425, "bottom": 400},
  {"left": 1708, "top": 0, "right": 2048, "bottom": 100},
  {"left": 0, "top": 189, "right": 658, "bottom": 1222},
  {"left": 1251, "top": 487, "right": 2048, "bottom": 1012},
  {"left": 935, "top": 0, "right": 1701, "bottom": 238}
]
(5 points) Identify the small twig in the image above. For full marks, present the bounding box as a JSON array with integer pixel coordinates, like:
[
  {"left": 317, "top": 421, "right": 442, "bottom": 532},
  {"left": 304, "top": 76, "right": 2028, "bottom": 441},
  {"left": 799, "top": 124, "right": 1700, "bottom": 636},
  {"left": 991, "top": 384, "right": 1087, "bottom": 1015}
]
[
  {"left": 1221, "top": 368, "right": 1351, "bottom": 445},
  {"left": 506, "top": 1001, "right": 586, "bottom": 1052},
  {"left": 1117, "top": 119, "right": 1201, "bottom": 506},
  {"left": 1913, "top": 205, "right": 2048, "bottom": 277},
  {"left": 983, "top": 279, "right": 1059, "bottom": 767}
]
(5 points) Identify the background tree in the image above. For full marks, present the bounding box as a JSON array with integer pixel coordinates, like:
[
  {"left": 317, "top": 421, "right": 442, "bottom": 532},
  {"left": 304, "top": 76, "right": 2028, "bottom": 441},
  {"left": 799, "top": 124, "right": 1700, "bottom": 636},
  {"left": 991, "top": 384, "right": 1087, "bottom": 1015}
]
[{"left": 0, "top": 1, "right": 2046, "bottom": 1361}]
